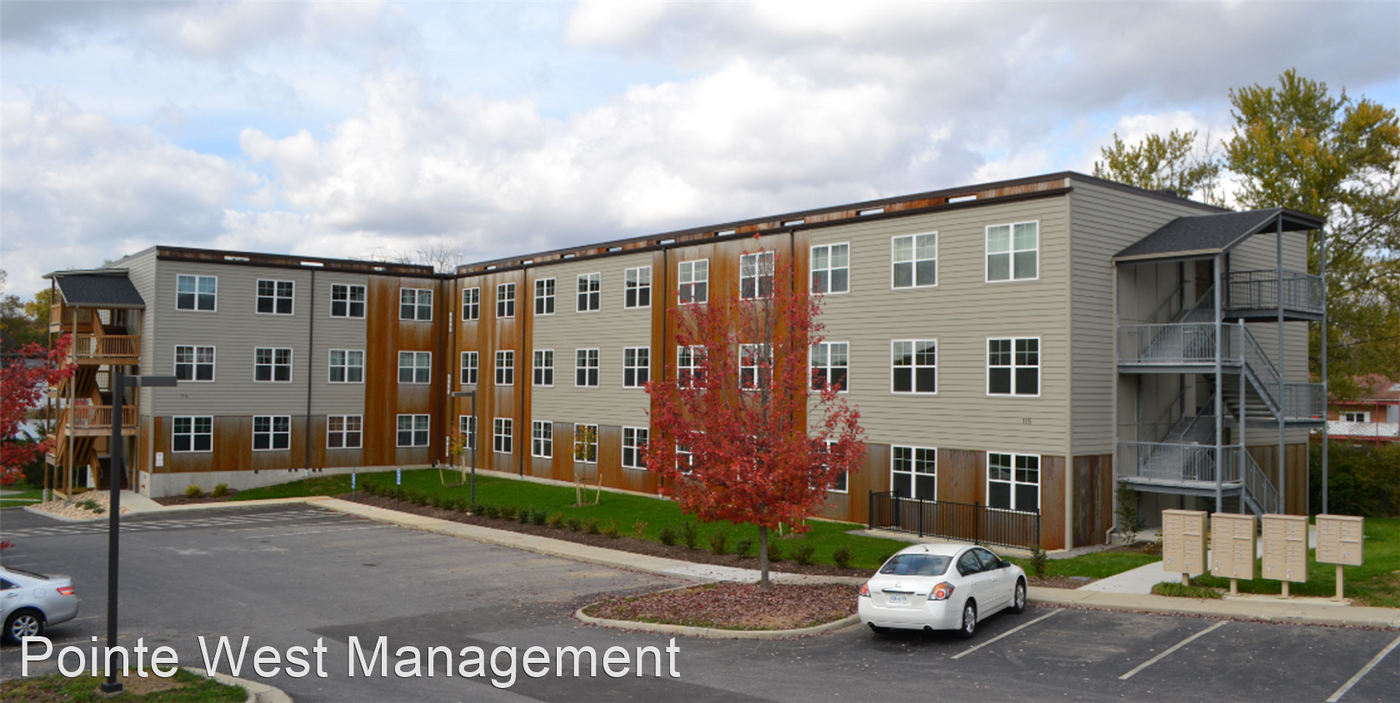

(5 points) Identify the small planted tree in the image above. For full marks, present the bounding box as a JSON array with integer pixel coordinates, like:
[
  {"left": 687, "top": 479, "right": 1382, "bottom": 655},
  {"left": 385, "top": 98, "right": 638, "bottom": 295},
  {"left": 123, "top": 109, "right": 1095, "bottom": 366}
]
[
  {"left": 646, "top": 250, "right": 865, "bottom": 589},
  {"left": 1, "top": 335, "right": 74, "bottom": 487},
  {"left": 573, "top": 424, "right": 602, "bottom": 506}
]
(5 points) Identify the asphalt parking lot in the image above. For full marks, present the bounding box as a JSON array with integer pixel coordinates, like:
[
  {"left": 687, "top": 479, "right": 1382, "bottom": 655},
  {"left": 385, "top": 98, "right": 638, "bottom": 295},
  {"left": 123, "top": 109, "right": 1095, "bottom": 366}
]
[{"left": 2, "top": 504, "right": 1397, "bottom": 702}]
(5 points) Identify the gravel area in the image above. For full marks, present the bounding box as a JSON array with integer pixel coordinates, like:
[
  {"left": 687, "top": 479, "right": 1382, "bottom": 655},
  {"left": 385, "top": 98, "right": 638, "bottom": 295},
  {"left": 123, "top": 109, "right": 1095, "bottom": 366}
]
[
  {"left": 29, "top": 492, "right": 129, "bottom": 519},
  {"left": 584, "top": 582, "right": 857, "bottom": 630}
]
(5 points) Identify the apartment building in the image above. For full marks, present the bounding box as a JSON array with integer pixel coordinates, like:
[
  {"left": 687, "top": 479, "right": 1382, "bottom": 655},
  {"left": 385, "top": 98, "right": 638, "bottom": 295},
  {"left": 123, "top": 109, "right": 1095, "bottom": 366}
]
[{"left": 43, "top": 172, "right": 1326, "bottom": 550}]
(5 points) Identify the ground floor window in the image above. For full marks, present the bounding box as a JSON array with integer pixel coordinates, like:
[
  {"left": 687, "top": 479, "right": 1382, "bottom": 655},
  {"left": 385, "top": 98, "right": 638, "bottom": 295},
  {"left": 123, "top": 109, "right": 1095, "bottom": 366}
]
[
  {"left": 532, "top": 421, "right": 553, "bottom": 458},
  {"left": 574, "top": 423, "right": 598, "bottom": 463},
  {"left": 891, "top": 446, "right": 936, "bottom": 500},
  {"left": 397, "top": 414, "right": 430, "bottom": 447},
  {"left": 253, "top": 415, "right": 291, "bottom": 451},
  {"left": 494, "top": 418, "right": 513, "bottom": 454},
  {"left": 172, "top": 416, "right": 213, "bottom": 453},
  {"left": 459, "top": 415, "right": 476, "bottom": 450},
  {"left": 622, "top": 427, "right": 648, "bottom": 469},
  {"left": 327, "top": 415, "right": 362, "bottom": 449},
  {"left": 988, "top": 452, "right": 1039, "bottom": 512}
]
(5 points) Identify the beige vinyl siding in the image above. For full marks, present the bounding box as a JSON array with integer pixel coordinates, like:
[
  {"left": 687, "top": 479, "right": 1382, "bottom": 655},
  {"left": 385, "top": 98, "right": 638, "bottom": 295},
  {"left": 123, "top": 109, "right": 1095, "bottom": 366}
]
[
  {"left": 111, "top": 249, "right": 161, "bottom": 411},
  {"left": 808, "top": 196, "right": 1072, "bottom": 455},
  {"left": 312, "top": 272, "right": 370, "bottom": 416}
]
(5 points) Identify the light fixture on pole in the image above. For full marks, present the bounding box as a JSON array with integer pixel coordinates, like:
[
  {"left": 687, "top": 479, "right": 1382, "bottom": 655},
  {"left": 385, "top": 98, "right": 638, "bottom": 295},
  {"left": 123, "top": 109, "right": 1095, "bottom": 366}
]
[{"left": 451, "top": 388, "right": 478, "bottom": 507}]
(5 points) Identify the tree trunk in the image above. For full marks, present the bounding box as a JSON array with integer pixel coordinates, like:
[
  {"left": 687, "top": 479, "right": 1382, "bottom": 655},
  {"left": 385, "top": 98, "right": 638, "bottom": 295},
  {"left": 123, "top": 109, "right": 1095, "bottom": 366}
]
[{"left": 759, "top": 525, "right": 770, "bottom": 591}]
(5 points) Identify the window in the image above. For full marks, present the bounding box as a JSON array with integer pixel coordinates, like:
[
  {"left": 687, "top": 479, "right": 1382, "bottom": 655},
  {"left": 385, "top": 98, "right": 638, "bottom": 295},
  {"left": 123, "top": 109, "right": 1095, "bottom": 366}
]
[
  {"left": 678, "top": 260, "right": 708, "bottom": 304},
  {"left": 495, "top": 350, "right": 515, "bottom": 386},
  {"left": 811, "top": 243, "right": 849, "bottom": 294},
  {"left": 573, "top": 423, "right": 598, "bottom": 463},
  {"left": 459, "top": 415, "right": 476, "bottom": 450},
  {"left": 622, "top": 427, "right": 648, "bottom": 469},
  {"left": 328, "top": 350, "right": 364, "bottom": 384},
  {"left": 891, "top": 446, "right": 936, "bottom": 500},
  {"left": 174, "top": 345, "right": 215, "bottom": 382},
  {"left": 678, "top": 345, "right": 705, "bottom": 388},
  {"left": 532, "top": 421, "right": 553, "bottom": 458},
  {"left": 892, "top": 340, "right": 937, "bottom": 394},
  {"left": 623, "top": 347, "right": 649, "bottom": 388},
  {"left": 496, "top": 283, "right": 515, "bottom": 318},
  {"left": 811, "top": 342, "right": 849, "bottom": 391},
  {"left": 892, "top": 234, "right": 937, "bottom": 288},
  {"left": 988, "top": 452, "right": 1039, "bottom": 512},
  {"left": 172, "top": 416, "right": 213, "bottom": 452},
  {"left": 739, "top": 344, "right": 771, "bottom": 390},
  {"left": 176, "top": 274, "right": 217, "bottom": 311},
  {"left": 253, "top": 415, "right": 291, "bottom": 451},
  {"left": 398, "top": 351, "right": 431, "bottom": 384},
  {"left": 331, "top": 284, "right": 366, "bottom": 318},
  {"left": 676, "top": 442, "right": 696, "bottom": 474},
  {"left": 625, "top": 267, "right": 651, "bottom": 308},
  {"left": 988, "top": 338, "right": 1040, "bottom": 396},
  {"left": 256, "top": 279, "right": 295, "bottom": 315},
  {"left": 462, "top": 287, "right": 480, "bottom": 321},
  {"left": 533, "top": 350, "right": 554, "bottom": 386},
  {"left": 460, "top": 351, "right": 478, "bottom": 386},
  {"left": 327, "top": 415, "right": 362, "bottom": 449},
  {"left": 816, "top": 440, "right": 847, "bottom": 493},
  {"left": 400, "top": 288, "right": 433, "bottom": 321},
  {"left": 494, "top": 418, "right": 513, "bottom": 454},
  {"left": 1342, "top": 411, "right": 1371, "bottom": 423},
  {"left": 577, "top": 273, "right": 601, "bottom": 312},
  {"left": 254, "top": 347, "right": 293, "bottom": 383},
  {"left": 535, "top": 278, "right": 556, "bottom": 315},
  {"left": 740, "top": 252, "right": 774, "bottom": 300},
  {"left": 575, "top": 348, "right": 599, "bottom": 387},
  {"left": 987, "top": 222, "right": 1038, "bottom": 281},
  {"left": 397, "top": 414, "right": 430, "bottom": 447}
]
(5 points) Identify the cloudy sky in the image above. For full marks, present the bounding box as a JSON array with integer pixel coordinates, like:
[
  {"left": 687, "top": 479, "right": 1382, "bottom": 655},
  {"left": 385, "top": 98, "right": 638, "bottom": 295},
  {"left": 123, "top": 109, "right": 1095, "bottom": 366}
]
[{"left": 3, "top": 1, "right": 1398, "bottom": 297}]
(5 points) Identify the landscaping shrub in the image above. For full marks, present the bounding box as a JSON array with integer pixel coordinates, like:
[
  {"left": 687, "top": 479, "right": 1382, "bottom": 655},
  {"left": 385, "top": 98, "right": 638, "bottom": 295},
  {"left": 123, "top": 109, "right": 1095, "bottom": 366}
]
[
  {"left": 1141, "top": 541, "right": 1162, "bottom": 556},
  {"left": 659, "top": 526, "right": 678, "bottom": 546},
  {"left": 410, "top": 491, "right": 429, "bottom": 506},
  {"left": 630, "top": 520, "right": 648, "bottom": 540},
  {"left": 452, "top": 497, "right": 469, "bottom": 512},
  {"left": 531, "top": 508, "right": 548, "bottom": 526},
  {"left": 1311, "top": 441, "right": 1400, "bottom": 517},
  {"left": 1151, "top": 581, "right": 1222, "bottom": 599},
  {"left": 547, "top": 512, "right": 566, "bottom": 529},
  {"left": 767, "top": 541, "right": 784, "bottom": 562},
  {"left": 76, "top": 498, "right": 104, "bottom": 514},
  {"left": 585, "top": 518, "right": 601, "bottom": 535},
  {"left": 793, "top": 544, "right": 816, "bottom": 565},
  {"left": 735, "top": 537, "right": 754, "bottom": 557},
  {"left": 681, "top": 522, "right": 699, "bottom": 549},
  {"left": 518, "top": 506, "right": 531, "bottom": 524},
  {"left": 602, "top": 520, "right": 620, "bottom": 539},
  {"left": 832, "top": 546, "right": 854, "bottom": 569},
  {"left": 567, "top": 517, "right": 582, "bottom": 532},
  {"left": 1115, "top": 481, "right": 1145, "bottom": 544},
  {"left": 500, "top": 505, "right": 517, "bottom": 521},
  {"left": 184, "top": 485, "right": 202, "bottom": 499},
  {"left": 429, "top": 495, "right": 445, "bottom": 509},
  {"left": 1030, "top": 544, "right": 1049, "bottom": 579},
  {"left": 211, "top": 483, "right": 229, "bottom": 498},
  {"left": 484, "top": 505, "right": 500, "bottom": 519},
  {"left": 708, "top": 531, "right": 729, "bottom": 555}
]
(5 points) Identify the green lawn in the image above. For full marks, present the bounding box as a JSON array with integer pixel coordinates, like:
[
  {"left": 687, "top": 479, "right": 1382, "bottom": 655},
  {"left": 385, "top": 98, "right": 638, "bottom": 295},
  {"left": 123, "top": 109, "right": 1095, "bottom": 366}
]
[
  {"left": 0, "top": 486, "right": 44, "bottom": 508},
  {"left": 0, "top": 668, "right": 244, "bottom": 702},
  {"left": 1008, "top": 549, "right": 1162, "bottom": 580},
  {"left": 229, "top": 472, "right": 360, "bottom": 501},
  {"left": 1193, "top": 517, "right": 1400, "bottom": 608}
]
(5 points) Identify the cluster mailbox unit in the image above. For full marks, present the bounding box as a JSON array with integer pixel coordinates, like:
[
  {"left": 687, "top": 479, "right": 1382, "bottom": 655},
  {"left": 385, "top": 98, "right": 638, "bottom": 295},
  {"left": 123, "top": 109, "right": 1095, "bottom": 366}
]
[
  {"left": 1209, "top": 513, "right": 1257, "bottom": 592},
  {"left": 1162, "top": 509, "right": 1208, "bottom": 585},
  {"left": 1261, "top": 514, "right": 1309, "bottom": 596},
  {"left": 1316, "top": 515, "right": 1365, "bottom": 600}
]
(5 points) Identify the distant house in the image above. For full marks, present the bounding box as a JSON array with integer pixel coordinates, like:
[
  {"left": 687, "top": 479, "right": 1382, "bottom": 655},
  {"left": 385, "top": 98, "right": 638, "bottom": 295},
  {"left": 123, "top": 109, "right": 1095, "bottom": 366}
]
[{"left": 1326, "top": 375, "right": 1400, "bottom": 444}]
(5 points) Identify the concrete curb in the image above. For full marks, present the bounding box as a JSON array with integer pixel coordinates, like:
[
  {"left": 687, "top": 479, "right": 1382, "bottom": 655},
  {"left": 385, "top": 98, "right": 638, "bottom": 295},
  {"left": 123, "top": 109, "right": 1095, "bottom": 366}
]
[
  {"left": 21, "top": 505, "right": 109, "bottom": 523},
  {"left": 184, "top": 666, "right": 293, "bottom": 703},
  {"left": 1029, "top": 586, "right": 1400, "bottom": 629},
  {"left": 575, "top": 607, "right": 862, "bottom": 640}
]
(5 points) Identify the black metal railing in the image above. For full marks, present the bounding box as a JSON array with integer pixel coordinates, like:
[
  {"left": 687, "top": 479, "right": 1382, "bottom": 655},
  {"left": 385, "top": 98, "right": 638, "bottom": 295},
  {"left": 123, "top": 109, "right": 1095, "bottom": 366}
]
[{"left": 868, "top": 492, "right": 1041, "bottom": 550}]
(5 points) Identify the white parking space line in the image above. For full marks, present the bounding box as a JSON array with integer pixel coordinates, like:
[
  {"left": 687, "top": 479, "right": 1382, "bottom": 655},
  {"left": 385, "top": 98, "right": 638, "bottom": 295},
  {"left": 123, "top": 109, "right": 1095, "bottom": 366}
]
[
  {"left": 1118, "top": 621, "right": 1227, "bottom": 680},
  {"left": 1325, "top": 632, "right": 1400, "bottom": 703},
  {"left": 950, "top": 609, "right": 1061, "bottom": 660},
  {"left": 246, "top": 525, "right": 388, "bottom": 539}
]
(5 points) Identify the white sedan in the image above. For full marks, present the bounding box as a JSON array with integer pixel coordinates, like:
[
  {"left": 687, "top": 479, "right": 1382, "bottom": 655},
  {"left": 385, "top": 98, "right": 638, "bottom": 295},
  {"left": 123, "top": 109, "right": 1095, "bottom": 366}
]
[{"left": 858, "top": 543, "right": 1027, "bottom": 638}]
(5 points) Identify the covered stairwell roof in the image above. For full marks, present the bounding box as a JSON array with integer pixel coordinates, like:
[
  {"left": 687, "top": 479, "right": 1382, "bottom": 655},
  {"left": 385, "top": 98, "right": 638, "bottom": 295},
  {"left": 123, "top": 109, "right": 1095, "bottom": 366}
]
[
  {"left": 44, "top": 270, "right": 145, "bottom": 309},
  {"left": 1113, "top": 207, "right": 1325, "bottom": 263}
]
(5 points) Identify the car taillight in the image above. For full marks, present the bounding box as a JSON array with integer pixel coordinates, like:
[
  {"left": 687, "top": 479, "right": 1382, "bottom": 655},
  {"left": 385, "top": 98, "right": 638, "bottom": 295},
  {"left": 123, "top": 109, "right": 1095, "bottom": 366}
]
[
  {"left": 57, "top": 586, "right": 75, "bottom": 596},
  {"left": 928, "top": 582, "right": 954, "bottom": 601},
  {"left": 858, "top": 582, "right": 870, "bottom": 598}
]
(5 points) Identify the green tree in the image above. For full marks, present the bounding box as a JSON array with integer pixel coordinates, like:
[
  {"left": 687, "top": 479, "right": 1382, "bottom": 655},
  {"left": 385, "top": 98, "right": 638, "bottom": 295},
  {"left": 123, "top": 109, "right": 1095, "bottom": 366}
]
[
  {"left": 0, "top": 271, "right": 47, "bottom": 354},
  {"left": 1093, "top": 129, "right": 1224, "bottom": 204}
]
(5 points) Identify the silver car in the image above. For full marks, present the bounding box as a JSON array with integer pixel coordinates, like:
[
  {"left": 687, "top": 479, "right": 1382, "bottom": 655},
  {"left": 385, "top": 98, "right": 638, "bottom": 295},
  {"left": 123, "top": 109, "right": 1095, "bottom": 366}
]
[{"left": 2, "top": 565, "right": 80, "bottom": 644}]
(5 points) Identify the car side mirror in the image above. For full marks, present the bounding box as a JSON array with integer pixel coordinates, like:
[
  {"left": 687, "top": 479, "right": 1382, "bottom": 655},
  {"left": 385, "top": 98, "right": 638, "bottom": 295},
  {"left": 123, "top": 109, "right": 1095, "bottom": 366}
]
[{"left": 1001, "top": 559, "right": 1012, "bottom": 569}]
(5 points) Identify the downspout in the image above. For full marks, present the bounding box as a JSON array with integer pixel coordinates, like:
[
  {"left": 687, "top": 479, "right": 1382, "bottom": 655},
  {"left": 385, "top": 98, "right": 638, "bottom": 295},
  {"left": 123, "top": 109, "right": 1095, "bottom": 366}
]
[{"left": 304, "top": 269, "right": 316, "bottom": 472}]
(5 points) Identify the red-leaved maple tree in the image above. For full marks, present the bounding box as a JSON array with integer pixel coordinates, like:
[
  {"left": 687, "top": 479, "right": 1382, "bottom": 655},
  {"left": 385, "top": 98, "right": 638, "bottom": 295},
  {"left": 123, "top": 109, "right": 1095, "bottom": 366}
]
[
  {"left": 1, "top": 335, "right": 74, "bottom": 485},
  {"left": 645, "top": 250, "right": 865, "bottom": 589}
]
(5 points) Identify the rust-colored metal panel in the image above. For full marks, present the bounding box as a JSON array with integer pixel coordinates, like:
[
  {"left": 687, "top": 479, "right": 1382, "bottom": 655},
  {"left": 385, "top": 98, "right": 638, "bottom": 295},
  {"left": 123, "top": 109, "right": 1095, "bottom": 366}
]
[
  {"left": 364, "top": 278, "right": 401, "bottom": 467},
  {"left": 1040, "top": 455, "right": 1066, "bottom": 550},
  {"left": 1072, "top": 454, "right": 1113, "bottom": 547},
  {"left": 936, "top": 448, "right": 983, "bottom": 505}
]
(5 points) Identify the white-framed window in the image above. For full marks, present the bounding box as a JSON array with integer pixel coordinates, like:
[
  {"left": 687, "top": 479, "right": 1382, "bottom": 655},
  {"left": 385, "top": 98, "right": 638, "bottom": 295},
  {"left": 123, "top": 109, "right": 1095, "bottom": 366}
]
[
  {"left": 891, "top": 446, "right": 936, "bottom": 500},
  {"left": 892, "top": 340, "right": 937, "bottom": 394},
  {"left": 811, "top": 243, "right": 849, "bottom": 294},
  {"left": 459, "top": 415, "right": 476, "bottom": 450},
  {"left": 810, "top": 341, "right": 849, "bottom": 391},
  {"left": 495, "top": 350, "right": 515, "bottom": 386},
  {"left": 988, "top": 452, "right": 1039, "bottom": 512},
  {"left": 254, "top": 347, "right": 293, "bottom": 383},
  {"left": 740, "top": 251, "right": 775, "bottom": 300},
  {"left": 400, "top": 288, "right": 433, "bottom": 321},
  {"left": 462, "top": 287, "right": 480, "bottom": 321},
  {"left": 533, "top": 349, "right": 554, "bottom": 386},
  {"left": 575, "top": 348, "right": 600, "bottom": 387},
  {"left": 625, "top": 267, "right": 652, "bottom": 308},
  {"left": 1342, "top": 411, "right": 1371, "bottom": 423},
  {"left": 573, "top": 423, "right": 598, "bottom": 463},
  {"left": 494, "top": 417, "right": 513, "bottom": 454},
  {"left": 892, "top": 233, "right": 937, "bottom": 288},
  {"left": 496, "top": 283, "right": 516, "bottom": 318},
  {"left": 398, "top": 351, "right": 432, "bottom": 384},
  {"left": 397, "top": 414, "right": 430, "bottom": 447},
  {"left": 678, "top": 345, "right": 705, "bottom": 388},
  {"left": 328, "top": 350, "right": 364, "bottom": 384},
  {"left": 176, "top": 274, "right": 217, "bottom": 312},
  {"left": 577, "top": 273, "right": 601, "bottom": 312},
  {"left": 739, "top": 343, "right": 771, "bottom": 390},
  {"left": 676, "top": 441, "right": 695, "bottom": 475},
  {"left": 174, "top": 345, "right": 215, "bottom": 382},
  {"left": 171, "top": 416, "right": 213, "bottom": 453},
  {"left": 988, "top": 338, "right": 1040, "bottom": 396},
  {"left": 986, "top": 221, "right": 1039, "bottom": 282},
  {"left": 816, "top": 440, "right": 847, "bottom": 493},
  {"left": 622, "top": 427, "right": 648, "bottom": 469},
  {"left": 256, "top": 279, "right": 295, "bottom": 315},
  {"left": 532, "top": 420, "right": 553, "bottom": 458},
  {"left": 253, "top": 415, "right": 292, "bottom": 451},
  {"left": 327, "top": 415, "right": 362, "bottom": 449},
  {"left": 535, "top": 278, "right": 556, "bottom": 315},
  {"left": 623, "top": 347, "right": 649, "bottom": 388},
  {"left": 460, "top": 351, "right": 478, "bottom": 386},
  {"left": 331, "top": 283, "right": 366, "bottom": 318},
  {"left": 678, "top": 260, "right": 709, "bottom": 304}
]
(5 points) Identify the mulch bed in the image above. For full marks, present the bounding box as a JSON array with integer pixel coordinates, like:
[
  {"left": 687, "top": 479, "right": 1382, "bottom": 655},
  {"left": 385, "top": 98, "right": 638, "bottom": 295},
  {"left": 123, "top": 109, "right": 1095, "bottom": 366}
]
[
  {"left": 154, "top": 490, "right": 242, "bottom": 506},
  {"left": 583, "top": 582, "right": 857, "bottom": 630},
  {"left": 1031, "top": 576, "right": 1096, "bottom": 589}
]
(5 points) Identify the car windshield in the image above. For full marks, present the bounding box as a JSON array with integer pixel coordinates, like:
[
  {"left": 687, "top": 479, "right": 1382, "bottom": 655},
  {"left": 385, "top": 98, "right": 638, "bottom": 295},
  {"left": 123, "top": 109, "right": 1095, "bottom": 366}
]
[
  {"left": 2, "top": 568, "right": 49, "bottom": 581},
  {"left": 879, "top": 554, "right": 951, "bottom": 577}
]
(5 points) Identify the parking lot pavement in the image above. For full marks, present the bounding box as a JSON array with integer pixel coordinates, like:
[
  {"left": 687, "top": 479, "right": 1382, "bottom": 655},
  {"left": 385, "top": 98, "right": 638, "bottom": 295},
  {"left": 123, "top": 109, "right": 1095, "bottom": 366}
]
[{"left": 2, "top": 505, "right": 1397, "bottom": 702}]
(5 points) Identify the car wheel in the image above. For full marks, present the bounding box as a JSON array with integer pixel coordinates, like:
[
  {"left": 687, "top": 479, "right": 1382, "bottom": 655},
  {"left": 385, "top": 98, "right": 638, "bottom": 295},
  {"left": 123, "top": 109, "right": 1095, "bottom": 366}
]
[
  {"left": 956, "top": 601, "right": 977, "bottom": 639},
  {"left": 1009, "top": 579, "right": 1027, "bottom": 614},
  {"left": 4, "top": 610, "right": 44, "bottom": 645},
  {"left": 867, "top": 623, "right": 890, "bottom": 635}
]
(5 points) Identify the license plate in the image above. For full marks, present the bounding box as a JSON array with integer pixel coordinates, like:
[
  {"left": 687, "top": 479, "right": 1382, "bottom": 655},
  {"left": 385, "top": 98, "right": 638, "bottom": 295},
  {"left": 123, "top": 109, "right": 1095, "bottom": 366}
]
[{"left": 888, "top": 594, "right": 909, "bottom": 604}]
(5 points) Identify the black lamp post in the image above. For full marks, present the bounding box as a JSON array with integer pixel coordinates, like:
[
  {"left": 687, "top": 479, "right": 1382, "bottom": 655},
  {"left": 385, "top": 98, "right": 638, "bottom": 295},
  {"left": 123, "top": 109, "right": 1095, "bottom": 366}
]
[
  {"left": 451, "top": 389, "right": 477, "bottom": 507},
  {"left": 101, "top": 369, "right": 176, "bottom": 694}
]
